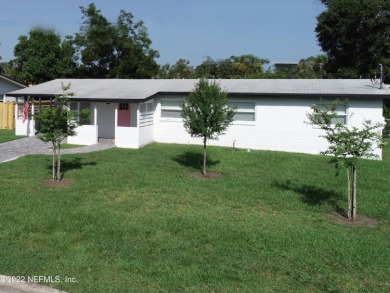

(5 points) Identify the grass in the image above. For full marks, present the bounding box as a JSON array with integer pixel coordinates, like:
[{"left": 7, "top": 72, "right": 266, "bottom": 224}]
[
  {"left": 48, "top": 143, "right": 87, "bottom": 150},
  {"left": 0, "top": 129, "right": 24, "bottom": 143},
  {"left": 0, "top": 143, "right": 389, "bottom": 292}
]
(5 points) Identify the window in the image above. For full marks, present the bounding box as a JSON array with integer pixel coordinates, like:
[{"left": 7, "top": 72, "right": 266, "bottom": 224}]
[
  {"left": 119, "top": 103, "right": 129, "bottom": 111},
  {"left": 0, "top": 95, "right": 4, "bottom": 102},
  {"left": 228, "top": 102, "right": 255, "bottom": 122},
  {"left": 315, "top": 103, "right": 347, "bottom": 125},
  {"left": 161, "top": 99, "right": 182, "bottom": 118},
  {"left": 140, "top": 102, "right": 154, "bottom": 114}
]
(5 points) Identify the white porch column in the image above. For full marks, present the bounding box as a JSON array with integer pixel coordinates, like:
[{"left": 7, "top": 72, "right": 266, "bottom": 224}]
[
  {"left": 94, "top": 103, "right": 98, "bottom": 126},
  {"left": 15, "top": 97, "right": 18, "bottom": 119},
  {"left": 28, "top": 97, "right": 35, "bottom": 137}
]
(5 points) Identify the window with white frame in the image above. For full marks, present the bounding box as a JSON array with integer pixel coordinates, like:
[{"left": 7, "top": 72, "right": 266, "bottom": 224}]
[
  {"left": 315, "top": 103, "right": 347, "bottom": 125},
  {"left": 228, "top": 101, "right": 256, "bottom": 122},
  {"left": 161, "top": 99, "right": 182, "bottom": 118}
]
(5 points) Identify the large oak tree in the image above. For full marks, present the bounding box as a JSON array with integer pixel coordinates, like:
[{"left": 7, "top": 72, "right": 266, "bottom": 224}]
[
  {"left": 75, "top": 3, "right": 160, "bottom": 78},
  {"left": 11, "top": 28, "right": 76, "bottom": 85},
  {"left": 316, "top": 0, "right": 390, "bottom": 78}
]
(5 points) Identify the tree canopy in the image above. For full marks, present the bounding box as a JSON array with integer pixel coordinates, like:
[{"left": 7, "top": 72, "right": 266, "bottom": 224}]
[
  {"left": 10, "top": 28, "right": 76, "bottom": 85},
  {"left": 158, "top": 58, "right": 195, "bottom": 79},
  {"left": 195, "top": 54, "right": 269, "bottom": 79},
  {"left": 75, "top": 3, "right": 159, "bottom": 78},
  {"left": 316, "top": 0, "right": 390, "bottom": 78}
]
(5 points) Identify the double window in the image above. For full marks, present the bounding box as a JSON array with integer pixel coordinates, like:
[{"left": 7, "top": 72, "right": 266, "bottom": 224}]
[
  {"left": 228, "top": 101, "right": 256, "bottom": 122},
  {"left": 160, "top": 99, "right": 256, "bottom": 122},
  {"left": 161, "top": 100, "right": 182, "bottom": 118},
  {"left": 314, "top": 103, "right": 347, "bottom": 125}
]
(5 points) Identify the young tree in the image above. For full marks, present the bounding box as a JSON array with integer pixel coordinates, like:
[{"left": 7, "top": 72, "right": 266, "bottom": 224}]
[
  {"left": 384, "top": 101, "right": 390, "bottom": 138},
  {"left": 33, "top": 84, "right": 90, "bottom": 182},
  {"left": 181, "top": 78, "right": 236, "bottom": 176},
  {"left": 11, "top": 27, "right": 76, "bottom": 84},
  {"left": 307, "top": 100, "right": 385, "bottom": 221}
]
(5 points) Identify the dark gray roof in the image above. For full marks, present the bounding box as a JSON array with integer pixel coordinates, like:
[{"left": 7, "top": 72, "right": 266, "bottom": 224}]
[{"left": 8, "top": 78, "right": 390, "bottom": 101}]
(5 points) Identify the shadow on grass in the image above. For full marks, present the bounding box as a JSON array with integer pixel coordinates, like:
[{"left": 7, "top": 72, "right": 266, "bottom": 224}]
[
  {"left": 273, "top": 180, "right": 346, "bottom": 216},
  {"left": 46, "top": 157, "right": 97, "bottom": 180},
  {"left": 173, "top": 151, "right": 220, "bottom": 172}
]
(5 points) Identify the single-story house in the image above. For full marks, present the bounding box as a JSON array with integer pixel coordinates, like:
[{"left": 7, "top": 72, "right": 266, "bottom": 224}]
[
  {"left": 8, "top": 79, "right": 390, "bottom": 158},
  {"left": 0, "top": 74, "right": 26, "bottom": 102}
]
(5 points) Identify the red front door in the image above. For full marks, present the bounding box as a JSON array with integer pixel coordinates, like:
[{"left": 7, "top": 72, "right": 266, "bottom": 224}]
[{"left": 118, "top": 103, "right": 131, "bottom": 127}]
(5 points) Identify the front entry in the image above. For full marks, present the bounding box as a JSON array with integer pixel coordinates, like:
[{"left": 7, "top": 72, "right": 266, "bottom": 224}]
[{"left": 97, "top": 103, "right": 116, "bottom": 139}]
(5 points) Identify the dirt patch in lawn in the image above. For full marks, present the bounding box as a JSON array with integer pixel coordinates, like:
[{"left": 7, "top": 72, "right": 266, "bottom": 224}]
[
  {"left": 188, "top": 171, "right": 222, "bottom": 179},
  {"left": 327, "top": 212, "right": 379, "bottom": 228},
  {"left": 42, "top": 178, "right": 75, "bottom": 187}
]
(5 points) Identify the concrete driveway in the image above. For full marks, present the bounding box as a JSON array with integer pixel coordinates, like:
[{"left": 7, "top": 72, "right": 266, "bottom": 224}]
[{"left": 0, "top": 137, "right": 115, "bottom": 163}]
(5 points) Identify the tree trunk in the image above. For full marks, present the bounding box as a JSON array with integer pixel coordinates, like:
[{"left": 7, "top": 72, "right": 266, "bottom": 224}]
[
  {"left": 57, "top": 142, "right": 61, "bottom": 182},
  {"left": 347, "top": 167, "right": 352, "bottom": 220},
  {"left": 52, "top": 142, "right": 57, "bottom": 181},
  {"left": 352, "top": 164, "right": 357, "bottom": 221},
  {"left": 203, "top": 136, "right": 207, "bottom": 176}
]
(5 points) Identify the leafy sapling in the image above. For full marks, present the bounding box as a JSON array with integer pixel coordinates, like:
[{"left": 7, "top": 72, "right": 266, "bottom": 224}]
[
  {"left": 307, "top": 99, "right": 386, "bottom": 221},
  {"left": 181, "top": 78, "right": 236, "bottom": 176},
  {"left": 34, "top": 83, "right": 90, "bottom": 181}
]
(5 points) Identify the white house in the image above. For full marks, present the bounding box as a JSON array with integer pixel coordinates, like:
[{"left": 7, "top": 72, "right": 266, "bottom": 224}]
[{"left": 8, "top": 79, "right": 390, "bottom": 158}]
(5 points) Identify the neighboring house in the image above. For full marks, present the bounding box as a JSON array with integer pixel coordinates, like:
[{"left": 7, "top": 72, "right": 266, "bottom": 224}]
[
  {"left": 0, "top": 75, "right": 26, "bottom": 102},
  {"left": 8, "top": 79, "right": 390, "bottom": 158}
]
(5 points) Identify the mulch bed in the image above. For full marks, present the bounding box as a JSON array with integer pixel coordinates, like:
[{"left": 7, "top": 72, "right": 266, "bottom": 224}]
[
  {"left": 327, "top": 211, "right": 379, "bottom": 228},
  {"left": 42, "top": 178, "right": 75, "bottom": 187}
]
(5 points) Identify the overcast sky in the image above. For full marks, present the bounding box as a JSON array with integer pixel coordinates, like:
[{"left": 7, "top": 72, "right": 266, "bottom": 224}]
[{"left": 0, "top": 0, "right": 326, "bottom": 66}]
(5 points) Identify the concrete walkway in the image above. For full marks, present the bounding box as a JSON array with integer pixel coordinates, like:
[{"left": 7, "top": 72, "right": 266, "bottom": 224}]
[
  {"left": 0, "top": 137, "right": 115, "bottom": 163},
  {"left": 0, "top": 275, "right": 68, "bottom": 293}
]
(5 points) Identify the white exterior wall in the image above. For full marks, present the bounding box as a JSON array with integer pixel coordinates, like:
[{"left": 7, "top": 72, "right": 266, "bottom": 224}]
[
  {"left": 68, "top": 102, "right": 98, "bottom": 145},
  {"left": 67, "top": 125, "right": 98, "bottom": 145},
  {"left": 153, "top": 96, "right": 385, "bottom": 158},
  {"left": 15, "top": 118, "right": 35, "bottom": 136},
  {"left": 348, "top": 99, "right": 384, "bottom": 158}
]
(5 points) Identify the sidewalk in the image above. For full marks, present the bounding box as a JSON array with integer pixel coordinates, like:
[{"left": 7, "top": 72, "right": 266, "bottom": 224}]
[{"left": 0, "top": 137, "right": 115, "bottom": 163}]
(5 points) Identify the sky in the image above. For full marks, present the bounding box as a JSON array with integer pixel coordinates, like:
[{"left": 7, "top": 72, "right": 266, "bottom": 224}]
[{"left": 0, "top": 0, "right": 326, "bottom": 67}]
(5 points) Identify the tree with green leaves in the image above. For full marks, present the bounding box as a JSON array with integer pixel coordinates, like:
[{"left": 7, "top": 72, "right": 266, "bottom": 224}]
[
  {"left": 34, "top": 84, "right": 90, "bottom": 182},
  {"left": 195, "top": 54, "right": 269, "bottom": 79},
  {"left": 307, "top": 100, "right": 385, "bottom": 221},
  {"left": 158, "top": 59, "right": 195, "bottom": 79},
  {"left": 268, "top": 55, "right": 328, "bottom": 79},
  {"left": 316, "top": 0, "right": 390, "bottom": 78},
  {"left": 384, "top": 101, "right": 390, "bottom": 138},
  {"left": 159, "top": 58, "right": 195, "bottom": 79},
  {"left": 75, "top": 3, "right": 159, "bottom": 78},
  {"left": 181, "top": 78, "right": 236, "bottom": 176},
  {"left": 11, "top": 28, "right": 76, "bottom": 84}
]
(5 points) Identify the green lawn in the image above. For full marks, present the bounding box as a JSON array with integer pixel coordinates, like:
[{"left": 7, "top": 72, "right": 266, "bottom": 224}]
[
  {"left": 0, "top": 144, "right": 389, "bottom": 292},
  {"left": 0, "top": 129, "right": 25, "bottom": 143}
]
